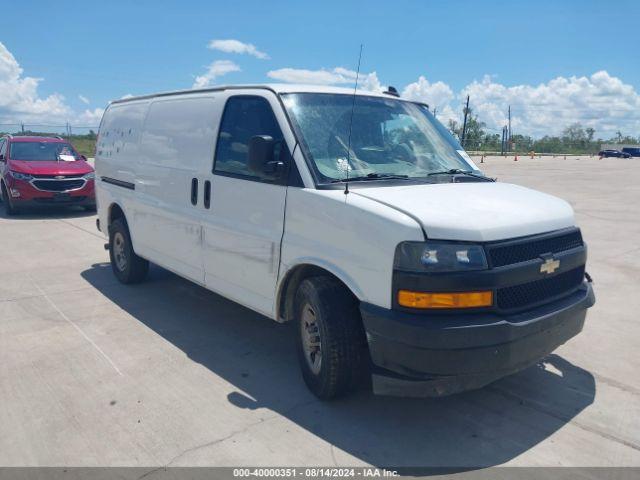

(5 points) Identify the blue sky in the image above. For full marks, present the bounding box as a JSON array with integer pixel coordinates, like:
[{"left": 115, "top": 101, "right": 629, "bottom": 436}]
[{"left": 1, "top": 0, "right": 639, "bottom": 137}]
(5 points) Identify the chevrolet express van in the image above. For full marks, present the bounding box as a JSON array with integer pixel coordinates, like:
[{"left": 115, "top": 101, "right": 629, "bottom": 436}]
[{"left": 95, "top": 85, "right": 594, "bottom": 399}]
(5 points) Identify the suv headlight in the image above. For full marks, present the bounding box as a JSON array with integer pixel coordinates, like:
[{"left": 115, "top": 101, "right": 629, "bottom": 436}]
[
  {"left": 83, "top": 172, "right": 95, "bottom": 180},
  {"left": 394, "top": 241, "right": 488, "bottom": 272},
  {"left": 9, "top": 171, "right": 33, "bottom": 181}
]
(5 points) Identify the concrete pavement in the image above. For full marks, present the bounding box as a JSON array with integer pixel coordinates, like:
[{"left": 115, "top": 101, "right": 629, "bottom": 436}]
[{"left": 0, "top": 155, "right": 638, "bottom": 468}]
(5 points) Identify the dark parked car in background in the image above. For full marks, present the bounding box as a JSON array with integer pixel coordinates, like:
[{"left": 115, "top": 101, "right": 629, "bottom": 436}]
[
  {"left": 598, "top": 149, "right": 632, "bottom": 158},
  {"left": 622, "top": 147, "right": 640, "bottom": 157}
]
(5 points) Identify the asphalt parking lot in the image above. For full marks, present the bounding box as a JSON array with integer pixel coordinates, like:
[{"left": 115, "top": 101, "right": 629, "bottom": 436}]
[{"left": 1, "top": 154, "right": 639, "bottom": 468}]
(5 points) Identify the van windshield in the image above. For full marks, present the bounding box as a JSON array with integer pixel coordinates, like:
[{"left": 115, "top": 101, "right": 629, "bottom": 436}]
[
  {"left": 281, "top": 93, "right": 476, "bottom": 184},
  {"left": 10, "top": 142, "right": 79, "bottom": 161}
]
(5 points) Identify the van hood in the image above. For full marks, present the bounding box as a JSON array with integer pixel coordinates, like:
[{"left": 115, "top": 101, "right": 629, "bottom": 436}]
[
  {"left": 9, "top": 160, "right": 94, "bottom": 176},
  {"left": 352, "top": 182, "right": 575, "bottom": 242}
]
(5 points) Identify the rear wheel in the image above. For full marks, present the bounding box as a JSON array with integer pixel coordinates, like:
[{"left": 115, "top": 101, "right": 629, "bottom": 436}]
[
  {"left": 1, "top": 182, "right": 18, "bottom": 216},
  {"left": 295, "top": 276, "right": 368, "bottom": 399},
  {"left": 109, "top": 218, "right": 149, "bottom": 284}
]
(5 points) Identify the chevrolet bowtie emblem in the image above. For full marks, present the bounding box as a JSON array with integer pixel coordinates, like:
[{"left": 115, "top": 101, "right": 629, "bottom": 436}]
[
  {"left": 540, "top": 257, "right": 560, "bottom": 274},
  {"left": 55, "top": 175, "right": 65, "bottom": 179}
]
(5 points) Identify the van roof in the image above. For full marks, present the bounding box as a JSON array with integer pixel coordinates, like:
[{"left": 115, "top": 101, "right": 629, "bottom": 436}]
[{"left": 110, "top": 84, "right": 416, "bottom": 105}]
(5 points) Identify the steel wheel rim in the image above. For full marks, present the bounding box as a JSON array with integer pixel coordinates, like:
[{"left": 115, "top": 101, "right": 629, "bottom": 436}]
[
  {"left": 301, "top": 304, "right": 322, "bottom": 375},
  {"left": 113, "top": 232, "right": 127, "bottom": 271}
]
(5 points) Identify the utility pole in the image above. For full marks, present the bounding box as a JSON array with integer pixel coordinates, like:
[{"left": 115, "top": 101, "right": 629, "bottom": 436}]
[
  {"left": 507, "top": 105, "right": 512, "bottom": 151},
  {"left": 460, "top": 95, "right": 470, "bottom": 148},
  {"left": 21, "top": 123, "right": 25, "bottom": 133}
]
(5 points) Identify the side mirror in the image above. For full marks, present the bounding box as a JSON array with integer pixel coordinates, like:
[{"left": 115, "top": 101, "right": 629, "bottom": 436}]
[
  {"left": 80, "top": 155, "right": 88, "bottom": 161},
  {"left": 248, "top": 135, "right": 284, "bottom": 177}
]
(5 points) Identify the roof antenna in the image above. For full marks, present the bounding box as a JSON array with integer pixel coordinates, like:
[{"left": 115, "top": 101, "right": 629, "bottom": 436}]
[{"left": 344, "top": 44, "right": 363, "bottom": 195}]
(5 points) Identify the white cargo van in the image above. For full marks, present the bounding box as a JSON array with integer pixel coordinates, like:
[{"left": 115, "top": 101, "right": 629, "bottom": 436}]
[{"left": 95, "top": 85, "right": 594, "bottom": 399}]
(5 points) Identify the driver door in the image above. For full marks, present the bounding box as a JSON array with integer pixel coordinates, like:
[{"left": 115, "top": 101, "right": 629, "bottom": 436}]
[{"left": 201, "top": 92, "right": 292, "bottom": 316}]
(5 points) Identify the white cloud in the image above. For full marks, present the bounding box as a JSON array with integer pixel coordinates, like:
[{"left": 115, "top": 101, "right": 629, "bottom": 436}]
[
  {"left": 0, "top": 41, "right": 73, "bottom": 124},
  {"left": 402, "top": 76, "right": 454, "bottom": 109},
  {"left": 77, "top": 108, "right": 104, "bottom": 125},
  {"left": 0, "top": 41, "right": 105, "bottom": 128},
  {"left": 208, "top": 39, "right": 269, "bottom": 59},
  {"left": 193, "top": 60, "right": 241, "bottom": 89},
  {"left": 267, "top": 66, "right": 383, "bottom": 92},
  {"left": 458, "top": 71, "right": 640, "bottom": 137},
  {"left": 267, "top": 67, "right": 640, "bottom": 137},
  {"left": 78, "top": 94, "right": 90, "bottom": 105},
  {"left": 401, "top": 71, "right": 640, "bottom": 138}
]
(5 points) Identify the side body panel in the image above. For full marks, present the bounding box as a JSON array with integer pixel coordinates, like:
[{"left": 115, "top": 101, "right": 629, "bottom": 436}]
[{"left": 131, "top": 95, "right": 219, "bottom": 283}]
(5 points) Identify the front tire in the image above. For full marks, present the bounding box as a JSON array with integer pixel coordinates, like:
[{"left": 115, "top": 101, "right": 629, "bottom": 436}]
[
  {"left": 1, "top": 182, "right": 18, "bottom": 216},
  {"left": 108, "top": 218, "right": 149, "bottom": 284},
  {"left": 295, "top": 276, "right": 367, "bottom": 399}
]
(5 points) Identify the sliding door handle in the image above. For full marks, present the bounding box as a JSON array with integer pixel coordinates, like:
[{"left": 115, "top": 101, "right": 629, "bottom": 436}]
[
  {"left": 190, "top": 178, "right": 198, "bottom": 205},
  {"left": 204, "top": 180, "right": 211, "bottom": 209}
]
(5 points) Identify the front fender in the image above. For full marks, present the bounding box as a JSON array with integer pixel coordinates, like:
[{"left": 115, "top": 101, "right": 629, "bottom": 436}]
[{"left": 278, "top": 257, "right": 366, "bottom": 301}]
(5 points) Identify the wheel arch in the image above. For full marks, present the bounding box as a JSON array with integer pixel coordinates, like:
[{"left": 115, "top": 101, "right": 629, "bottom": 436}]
[
  {"left": 276, "top": 260, "right": 364, "bottom": 323},
  {"left": 107, "top": 202, "right": 127, "bottom": 230}
]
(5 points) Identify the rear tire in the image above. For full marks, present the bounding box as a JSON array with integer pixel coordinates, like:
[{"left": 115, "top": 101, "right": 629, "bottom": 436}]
[
  {"left": 1, "top": 182, "right": 18, "bottom": 216},
  {"left": 109, "top": 218, "right": 149, "bottom": 284},
  {"left": 294, "top": 276, "right": 368, "bottom": 399}
]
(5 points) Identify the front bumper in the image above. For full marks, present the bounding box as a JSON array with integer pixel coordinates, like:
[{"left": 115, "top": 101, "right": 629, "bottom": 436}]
[
  {"left": 7, "top": 177, "right": 95, "bottom": 207},
  {"left": 361, "top": 282, "right": 595, "bottom": 397}
]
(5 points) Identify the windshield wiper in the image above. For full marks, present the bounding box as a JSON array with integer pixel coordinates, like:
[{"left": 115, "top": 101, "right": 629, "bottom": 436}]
[
  {"left": 427, "top": 169, "right": 495, "bottom": 182},
  {"left": 331, "top": 173, "right": 410, "bottom": 183}
]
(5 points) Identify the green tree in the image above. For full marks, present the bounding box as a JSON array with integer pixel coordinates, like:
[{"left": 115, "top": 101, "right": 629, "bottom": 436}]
[{"left": 586, "top": 127, "right": 595, "bottom": 142}]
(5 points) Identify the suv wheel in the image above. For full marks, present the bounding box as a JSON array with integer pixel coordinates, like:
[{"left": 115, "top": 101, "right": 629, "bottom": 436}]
[
  {"left": 109, "top": 218, "right": 149, "bottom": 284},
  {"left": 1, "top": 182, "right": 18, "bottom": 216},
  {"left": 294, "top": 276, "right": 368, "bottom": 399}
]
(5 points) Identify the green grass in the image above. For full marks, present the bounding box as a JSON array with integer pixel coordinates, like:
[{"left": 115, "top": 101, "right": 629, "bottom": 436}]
[{"left": 67, "top": 136, "right": 96, "bottom": 157}]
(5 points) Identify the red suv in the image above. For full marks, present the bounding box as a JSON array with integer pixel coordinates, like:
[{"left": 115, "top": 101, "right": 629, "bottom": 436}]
[{"left": 0, "top": 135, "right": 96, "bottom": 215}]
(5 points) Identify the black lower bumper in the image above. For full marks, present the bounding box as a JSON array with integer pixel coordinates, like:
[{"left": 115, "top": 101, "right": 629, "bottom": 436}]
[
  {"left": 361, "top": 282, "right": 595, "bottom": 397},
  {"left": 14, "top": 196, "right": 95, "bottom": 208}
]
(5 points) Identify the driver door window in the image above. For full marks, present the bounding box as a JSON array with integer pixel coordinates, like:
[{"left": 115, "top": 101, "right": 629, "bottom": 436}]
[{"left": 213, "top": 96, "right": 285, "bottom": 181}]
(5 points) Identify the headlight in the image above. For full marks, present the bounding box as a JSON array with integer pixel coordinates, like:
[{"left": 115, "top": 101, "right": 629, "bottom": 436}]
[
  {"left": 9, "top": 171, "right": 33, "bottom": 181},
  {"left": 394, "top": 241, "right": 488, "bottom": 272},
  {"left": 83, "top": 172, "right": 95, "bottom": 180}
]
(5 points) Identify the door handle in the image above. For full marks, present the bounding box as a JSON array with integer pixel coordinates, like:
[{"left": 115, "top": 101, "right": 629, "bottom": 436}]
[
  {"left": 191, "top": 178, "right": 198, "bottom": 205},
  {"left": 204, "top": 180, "right": 211, "bottom": 209}
]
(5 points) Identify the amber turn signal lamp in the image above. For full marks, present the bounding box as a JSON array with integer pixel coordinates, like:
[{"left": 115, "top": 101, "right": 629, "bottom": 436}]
[{"left": 398, "top": 290, "right": 493, "bottom": 309}]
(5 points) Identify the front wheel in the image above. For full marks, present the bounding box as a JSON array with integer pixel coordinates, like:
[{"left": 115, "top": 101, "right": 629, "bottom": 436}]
[
  {"left": 295, "top": 276, "right": 368, "bottom": 399},
  {"left": 1, "top": 182, "right": 18, "bottom": 216},
  {"left": 108, "top": 218, "right": 149, "bottom": 284}
]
